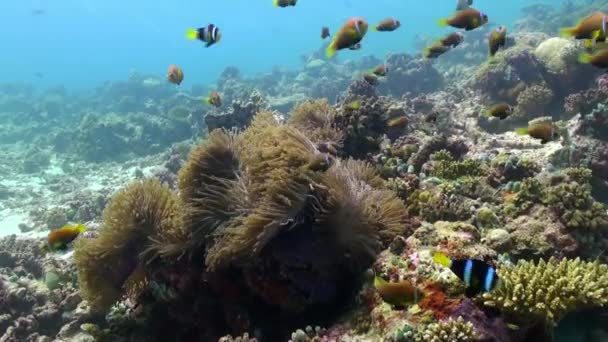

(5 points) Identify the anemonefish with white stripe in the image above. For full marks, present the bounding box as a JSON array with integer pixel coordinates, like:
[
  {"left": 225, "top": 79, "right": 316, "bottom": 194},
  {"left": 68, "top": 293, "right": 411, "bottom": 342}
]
[
  {"left": 326, "top": 17, "right": 368, "bottom": 58},
  {"left": 186, "top": 24, "right": 222, "bottom": 48},
  {"left": 433, "top": 252, "right": 500, "bottom": 297}
]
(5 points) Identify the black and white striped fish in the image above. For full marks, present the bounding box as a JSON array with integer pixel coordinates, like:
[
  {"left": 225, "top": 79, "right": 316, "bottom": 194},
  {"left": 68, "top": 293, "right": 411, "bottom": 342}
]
[
  {"left": 434, "top": 252, "right": 499, "bottom": 297},
  {"left": 186, "top": 24, "right": 221, "bottom": 48}
]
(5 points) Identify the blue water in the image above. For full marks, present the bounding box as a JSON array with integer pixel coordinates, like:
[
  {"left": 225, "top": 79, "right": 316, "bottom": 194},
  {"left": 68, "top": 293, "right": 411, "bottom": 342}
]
[{"left": 1, "top": 0, "right": 557, "bottom": 90}]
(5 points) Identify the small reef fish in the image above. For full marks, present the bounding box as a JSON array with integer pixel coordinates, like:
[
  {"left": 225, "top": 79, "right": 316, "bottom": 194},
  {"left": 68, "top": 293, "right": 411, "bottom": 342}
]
[
  {"left": 560, "top": 12, "right": 608, "bottom": 40},
  {"left": 186, "top": 24, "right": 222, "bottom": 48},
  {"left": 424, "top": 43, "right": 451, "bottom": 59},
  {"left": 374, "top": 276, "right": 420, "bottom": 307},
  {"left": 348, "top": 43, "right": 362, "bottom": 51},
  {"left": 456, "top": 0, "right": 473, "bottom": 11},
  {"left": 362, "top": 74, "right": 379, "bottom": 85},
  {"left": 484, "top": 103, "right": 513, "bottom": 120},
  {"left": 205, "top": 91, "right": 222, "bottom": 108},
  {"left": 167, "top": 65, "right": 184, "bottom": 85},
  {"left": 373, "top": 18, "right": 401, "bottom": 32},
  {"left": 321, "top": 27, "right": 330, "bottom": 39},
  {"left": 489, "top": 26, "right": 507, "bottom": 57},
  {"left": 515, "top": 121, "right": 559, "bottom": 144},
  {"left": 273, "top": 0, "right": 297, "bottom": 7},
  {"left": 370, "top": 64, "right": 388, "bottom": 77},
  {"left": 579, "top": 48, "right": 608, "bottom": 69},
  {"left": 424, "top": 112, "right": 438, "bottom": 123},
  {"left": 433, "top": 252, "right": 499, "bottom": 297},
  {"left": 42, "top": 223, "right": 87, "bottom": 252},
  {"left": 437, "top": 8, "right": 488, "bottom": 31},
  {"left": 344, "top": 100, "right": 361, "bottom": 111},
  {"left": 387, "top": 116, "right": 408, "bottom": 128},
  {"left": 326, "top": 17, "right": 368, "bottom": 58},
  {"left": 439, "top": 32, "right": 464, "bottom": 48}
]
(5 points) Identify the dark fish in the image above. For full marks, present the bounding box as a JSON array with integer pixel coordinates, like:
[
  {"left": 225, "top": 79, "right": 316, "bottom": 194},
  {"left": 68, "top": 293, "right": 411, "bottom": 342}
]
[
  {"left": 167, "top": 65, "right": 184, "bottom": 85},
  {"left": 438, "top": 8, "right": 488, "bottom": 31},
  {"left": 424, "top": 112, "right": 438, "bottom": 123},
  {"left": 42, "top": 223, "right": 86, "bottom": 252},
  {"left": 560, "top": 12, "right": 607, "bottom": 40},
  {"left": 434, "top": 252, "right": 499, "bottom": 297},
  {"left": 362, "top": 74, "right": 379, "bottom": 85},
  {"left": 326, "top": 17, "right": 368, "bottom": 57},
  {"left": 370, "top": 64, "right": 388, "bottom": 77},
  {"left": 273, "top": 0, "right": 297, "bottom": 7},
  {"left": 484, "top": 103, "right": 513, "bottom": 120},
  {"left": 374, "top": 276, "right": 420, "bottom": 306},
  {"left": 348, "top": 43, "right": 362, "bottom": 50},
  {"left": 439, "top": 32, "right": 464, "bottom": 47},
  {"left": 489, "top": 26, "right": 507, "bottom": 56},
  {"left": 456, "top": 0, "right": 473, "bottom": 11},
  {"left": 387, "top": 116, "right": 408, "bottom": 128},
  {"left": 186, "top": 24, "right": 222, "bottom": 48},
  {"left": 579, "top": 48, "right": 608, "bottom": 69},
  {"left": 424, "top": 43, "right": 451, "bottom": 58},
  {"left": 515, "top": 121, "right": 559, "bottom": 144},
  {"left": 373, "top": 18, "right": 401, "bottom": 32},
  {"left": 321, "top": 26, "right": 330, "bottom": 39},
  {"left": 205, "top": 91, "right": 222, "bottom": 108}
]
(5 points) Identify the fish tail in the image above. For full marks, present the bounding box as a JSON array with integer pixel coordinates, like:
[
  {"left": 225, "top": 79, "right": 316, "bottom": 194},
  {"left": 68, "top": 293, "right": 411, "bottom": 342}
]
[
  {"left": 433, "top": 252, "right": 451, "bottom": 267},
  {"left": 272, "top": 0, "right": 279, "bottom": 6},
  {"left": 203, "top": 97, "right": 211, "bottom": 105},
  {"left": 482, "top": 110, "right": 492, "bottom": 118},
  {"left": 592, "top": 29, "right": 602, "bottom": 40},
  {"left": 584, "top": 39, "right": 595, "bottom": 49},
  {"left": 559, "top": 26, "right": 575, "bottom": 38},
  {"left": 436, "top": 18, "right": 449, "bottom": 27},
  {"left": 373, "top": 275, "right": 387, "bottom": 288},
  {"left": 326, "top": 43, "right": 336, "bottom": 58},
  {"left": 76, "top": 224, "right": 87, "bottom": 233},
  {"left": 515, "top": 128, "right": 529, "bottom": 135},
  {"left": 578, "top": 53, "right": 593, "bottom": 64},
  {"left": 186, "top": 28, "right": 198, "bottom": 40},
  {"left": 371, "top": 26, "right": 378, "bottom": 32}
]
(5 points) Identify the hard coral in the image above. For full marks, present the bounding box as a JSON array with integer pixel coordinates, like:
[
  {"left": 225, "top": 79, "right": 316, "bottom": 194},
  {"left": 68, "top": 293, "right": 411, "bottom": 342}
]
[
  {"left": 544, "top": 181, "right": 608, "bottom": 231},
  {"left": 414, "top": 317, "right": 478, "bottom": 342},
  {"left": 483, "top": 257, "right": 608, "bottom": 326},
  {"left": 74, "top": 179, "right": 183, "bottom": 312}
]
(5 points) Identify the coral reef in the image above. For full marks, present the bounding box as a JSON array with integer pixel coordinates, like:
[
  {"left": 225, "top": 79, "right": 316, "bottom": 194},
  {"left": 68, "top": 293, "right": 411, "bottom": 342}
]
[
  {"left": 414, "top": 317, "right": 478, "bottom": 342},
  {"left": 483, "top": 257, "right": 608, "bottom": 326}
]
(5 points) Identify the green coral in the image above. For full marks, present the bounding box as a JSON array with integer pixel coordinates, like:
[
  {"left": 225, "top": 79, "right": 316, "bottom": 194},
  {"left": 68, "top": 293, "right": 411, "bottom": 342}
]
[
  {"left": 563, "top": 167, "right": 593, "bottom": 185},
  {"left": 491, "top": 153, "right": 541, "bottom": 181},
  {"left": 428, "top": 150, "right": 482, "bottom": 180},
  {"left": 504, "top": 177, "right": 545, "bottom": 216},
  {"left": 544, "top": 182, "right": 608, "bottom": 230},
  {"left": 414, "top": 317, "right": 478, "bottom": 342},
  {"left": 483, "top": 257, "right": 608, "bottom": 326}
]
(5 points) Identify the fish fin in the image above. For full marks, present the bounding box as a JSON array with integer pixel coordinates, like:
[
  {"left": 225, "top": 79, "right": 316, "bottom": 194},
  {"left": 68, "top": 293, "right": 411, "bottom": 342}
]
[
  {"left": 559, "top": 27, "right": 575, "bottom": 38},
  {"left": 76, "top": 224, "right": 87, "bottom": 233},
  {"left": 578, "top": 53, "right": 593, "bottom": 64},
  {"left": 515, "top": 128, "right": 529, "bottom": 135},
  {"left": 326, "top": 43, "right": 336, "bottom": 58},
  {"left": 436, "top": 18, "right": 449, "bottom": 27},
  {"left": 205, "top": 41, "right": 212, "bottom": 48},
  {"left": 186, "top": 28, "right": 198, "bottom": 40},
  {"left": 374, "top": 275, "right": 387, "bottom": 288},
  {"left": 433, "top": 252, "right": 451, "bottom": 267}
]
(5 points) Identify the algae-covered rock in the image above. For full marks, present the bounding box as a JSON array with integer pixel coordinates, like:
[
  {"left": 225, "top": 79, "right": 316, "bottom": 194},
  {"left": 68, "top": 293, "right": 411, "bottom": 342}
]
[{"left": 534, "top": 37, "right": 579, "bottom": 74}]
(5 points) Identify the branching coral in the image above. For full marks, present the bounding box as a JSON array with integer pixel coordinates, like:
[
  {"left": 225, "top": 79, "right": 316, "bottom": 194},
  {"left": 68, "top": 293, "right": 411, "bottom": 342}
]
[
  {"left": 483, "top": 257, "right": 608, "bottom": 326},
  {"left": 74, "top": 179, "right": 183, "bottom": 312},
  {"left": 414, "top": 317, "right": 478, "bottom": 342},
  {"left": 544, "top": 182, "right": 608, "bottom": 231},
  {"left": 426, "top": 150, "right": 482, "bottom": 180}
]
